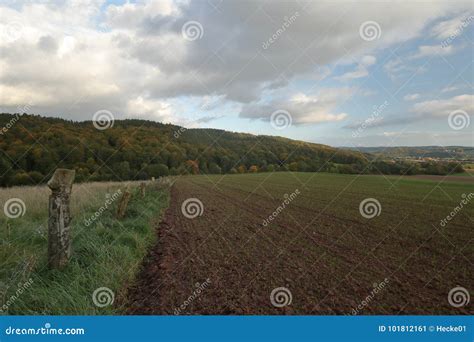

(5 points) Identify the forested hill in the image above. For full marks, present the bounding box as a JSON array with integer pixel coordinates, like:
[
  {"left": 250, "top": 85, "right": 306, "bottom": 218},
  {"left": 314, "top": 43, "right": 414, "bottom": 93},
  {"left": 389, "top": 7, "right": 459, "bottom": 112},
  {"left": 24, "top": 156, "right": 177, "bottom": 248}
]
[
  {"left": 0, "top": 114, "right": 463, "bottom": 186},
  {"left": 347, "top": 146, "right": 474, "bottom": 160}
]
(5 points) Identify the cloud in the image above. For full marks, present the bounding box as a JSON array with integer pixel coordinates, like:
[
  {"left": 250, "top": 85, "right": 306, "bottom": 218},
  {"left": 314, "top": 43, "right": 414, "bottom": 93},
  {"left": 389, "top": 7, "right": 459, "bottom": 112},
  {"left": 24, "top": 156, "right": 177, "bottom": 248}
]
[
  {"left": 240, "top": 87, "right": 353, "bottom": 125},
  {"left": 383, "top": 57, "right": 406, "bottom": 80},
  {"left": 343, "top": 94, "right": 473, "bottom": 130},
  {"left": 194, "top": 115, "right": 224, "bottom": 124},
  {"left": 441, "top": 85, "right": 459, "bottom": 93},
  {"left": 431, "top": 15, "right": 473, "bottom": 40},
  {"left": 411, "top": 44, "right": 457, "bottom": 59},
  {"left": 125, "top": 96, "right": 175, "bottom": 123},
  {"left": 382, "top": 56, "right": 429, "bottom": 80},
  {"left": 335, "top": 55, "right": 376, "bottom": 81},
  {"left": 0, "top": 0, "right": 471, "bottom": 127},
  {"left": 105, "top": 0, "right": 180, "bottom": 29},
  {"left": 411, "top": 94, "right": 473, "bottom": 117},
  {"left": 403, "top": 93, "right": 420, "bottom": 101},
  {"left": 343, "top": 115, "right": 423, "bottom": 130}
]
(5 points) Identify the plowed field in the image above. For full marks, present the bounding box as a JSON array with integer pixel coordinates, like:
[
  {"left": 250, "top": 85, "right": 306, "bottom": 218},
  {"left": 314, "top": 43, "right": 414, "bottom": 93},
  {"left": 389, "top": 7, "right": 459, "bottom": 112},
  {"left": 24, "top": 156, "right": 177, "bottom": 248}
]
[{"left": 127, "top": 172, "right": 473, "bottom": 315}]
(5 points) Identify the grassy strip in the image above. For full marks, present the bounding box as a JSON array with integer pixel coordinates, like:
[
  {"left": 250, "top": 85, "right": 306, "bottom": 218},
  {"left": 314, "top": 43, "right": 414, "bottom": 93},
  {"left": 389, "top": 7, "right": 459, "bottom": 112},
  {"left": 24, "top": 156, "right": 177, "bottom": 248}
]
[{"left": 0, "top": 182, "right": 169, "bottom": 314}]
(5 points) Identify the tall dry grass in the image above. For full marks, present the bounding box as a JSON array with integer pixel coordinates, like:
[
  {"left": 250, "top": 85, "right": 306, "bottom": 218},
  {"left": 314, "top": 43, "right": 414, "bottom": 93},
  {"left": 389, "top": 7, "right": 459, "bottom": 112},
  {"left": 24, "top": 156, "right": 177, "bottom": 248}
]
[
  {"left": 0, "top": 181, "right": 146, "bottom": 218},
  {"left": 0, "top": 180, "right": 169, "bottom": 314}
]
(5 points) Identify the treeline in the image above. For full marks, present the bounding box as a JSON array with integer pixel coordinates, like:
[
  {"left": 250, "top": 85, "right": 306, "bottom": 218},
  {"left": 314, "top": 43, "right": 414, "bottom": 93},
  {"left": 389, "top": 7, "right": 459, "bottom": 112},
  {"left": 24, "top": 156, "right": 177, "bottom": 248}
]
[
  {"left": 353, "top": 146, "right": 474, "bottom": 159},
  {"left": 0, "top": 114, "right": 464, "bottom": 186}
]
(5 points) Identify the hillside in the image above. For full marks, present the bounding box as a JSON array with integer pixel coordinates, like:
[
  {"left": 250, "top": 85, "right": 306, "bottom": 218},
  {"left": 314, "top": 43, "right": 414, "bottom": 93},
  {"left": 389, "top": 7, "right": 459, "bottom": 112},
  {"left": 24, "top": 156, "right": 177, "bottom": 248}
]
[
  {"left": 347, "top": 146, "right": 474, "bottom": 161},
  {"left": 0, "top": 114, "right": 464, "bottom": 186}
]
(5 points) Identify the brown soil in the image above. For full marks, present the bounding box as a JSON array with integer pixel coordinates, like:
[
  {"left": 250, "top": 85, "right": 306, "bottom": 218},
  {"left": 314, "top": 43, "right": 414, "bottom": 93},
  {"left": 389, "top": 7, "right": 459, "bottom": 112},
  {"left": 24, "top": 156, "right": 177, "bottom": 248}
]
[{"left": 125, "top": 176, "right": 473, "bottom": 315}]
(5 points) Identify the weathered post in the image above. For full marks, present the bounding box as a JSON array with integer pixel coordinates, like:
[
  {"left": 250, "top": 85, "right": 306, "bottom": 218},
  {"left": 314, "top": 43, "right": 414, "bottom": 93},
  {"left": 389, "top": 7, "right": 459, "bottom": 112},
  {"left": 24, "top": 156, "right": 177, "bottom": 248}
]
[
  {"left": 140, "top": 182, "right": 146, "bottom": 198},
  {"left": 47, "top": 168, "right": 75, "bottom": 269},
  {"left": 116, "top": 187, "right": 132, "bottom": 219}
]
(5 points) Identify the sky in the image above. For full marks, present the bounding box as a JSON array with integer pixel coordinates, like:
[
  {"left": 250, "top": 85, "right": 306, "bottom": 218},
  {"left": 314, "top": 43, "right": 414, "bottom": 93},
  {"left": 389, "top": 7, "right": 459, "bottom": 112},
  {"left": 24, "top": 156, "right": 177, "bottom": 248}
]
[{"left": 0, "top": 0, "right": 472, "bottom": 147}]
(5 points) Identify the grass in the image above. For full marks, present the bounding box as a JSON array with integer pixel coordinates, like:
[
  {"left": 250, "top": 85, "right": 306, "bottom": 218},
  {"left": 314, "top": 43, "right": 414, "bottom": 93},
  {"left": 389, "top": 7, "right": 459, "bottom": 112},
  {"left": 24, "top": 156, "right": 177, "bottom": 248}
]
[{"left": 0, "top": 180, "right": 169, "bottom": 314}]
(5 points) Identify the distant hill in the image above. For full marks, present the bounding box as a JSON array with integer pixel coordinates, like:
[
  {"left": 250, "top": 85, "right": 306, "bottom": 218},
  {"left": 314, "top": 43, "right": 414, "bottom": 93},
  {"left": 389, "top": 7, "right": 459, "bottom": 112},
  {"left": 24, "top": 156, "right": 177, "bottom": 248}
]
[
  {"left": 346, "top": 146, "right": 474, "bottom": 160},
  {"left": 0, "top": 114, "right": 464, "bottom": 186}
]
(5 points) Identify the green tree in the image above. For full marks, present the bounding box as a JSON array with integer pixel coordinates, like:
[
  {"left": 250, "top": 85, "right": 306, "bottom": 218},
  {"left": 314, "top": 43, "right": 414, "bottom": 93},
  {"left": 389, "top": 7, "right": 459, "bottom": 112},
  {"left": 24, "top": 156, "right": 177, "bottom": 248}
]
[
  {"left": 209, "top": 162, "right": 222, "bottom": 174},
  {"left": 145, "top": 163, "right": 169, "bottom": 178}
]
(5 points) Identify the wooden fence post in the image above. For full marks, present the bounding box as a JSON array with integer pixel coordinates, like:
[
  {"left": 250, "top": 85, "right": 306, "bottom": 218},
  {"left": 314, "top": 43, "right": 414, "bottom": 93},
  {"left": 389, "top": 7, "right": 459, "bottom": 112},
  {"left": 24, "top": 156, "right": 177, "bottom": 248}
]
[
  {"left": 140, "top": 182, "right": 146, "bottom": 198},
  {"left": 47, "top": 168, "right": 75, "bottom": 269},
  {"left": 116, "top": 188, "right": 132, "bottom": 219}
]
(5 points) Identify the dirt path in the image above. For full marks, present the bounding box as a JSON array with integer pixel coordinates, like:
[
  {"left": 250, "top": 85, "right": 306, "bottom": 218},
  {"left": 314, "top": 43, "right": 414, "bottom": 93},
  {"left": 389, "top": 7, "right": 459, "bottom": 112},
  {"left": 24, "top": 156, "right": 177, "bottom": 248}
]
[{"left": 126, "top": 175, "right": 473, "bottom": 315}]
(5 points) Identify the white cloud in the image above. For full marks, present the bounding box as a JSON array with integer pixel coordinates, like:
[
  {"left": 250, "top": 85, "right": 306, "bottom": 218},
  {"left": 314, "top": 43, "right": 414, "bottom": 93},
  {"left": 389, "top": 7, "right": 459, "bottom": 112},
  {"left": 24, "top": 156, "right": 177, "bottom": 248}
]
[
  {"left": 240, "top": 87, "right": 353, "bottom": 125},
  {"left": 441, "top": 85, "right": 459, "bottom": 93},
  {"left": 383, "top": 58, "right": 405, "bottom": 80},
  {"left": 411, "top": 44, "right": 457, "bottom": 59},
  {"left": 403, "top": 93, "right": 420, "bottom": 101},
  {"left": 126, "top": 96, "right": 175, "bottom": 123},
  {"left": 335, "top": 55, "right": 376, "bottom": 81},
  {"left": 106, "top": 0, "right": 180, "bottom": 29},
  {"left": 411, "top": 94, "right": 473, "bottom": 117},
  {"left": 431, "top": 15, "right": 473, "bottom": 40}
]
